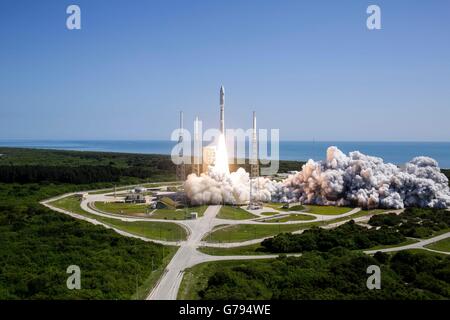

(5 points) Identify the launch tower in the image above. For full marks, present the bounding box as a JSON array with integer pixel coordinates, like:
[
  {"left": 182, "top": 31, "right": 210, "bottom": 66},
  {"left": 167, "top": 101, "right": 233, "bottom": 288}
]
[{"left": 176, "top": 111, "right": 186, "bottom": 181}]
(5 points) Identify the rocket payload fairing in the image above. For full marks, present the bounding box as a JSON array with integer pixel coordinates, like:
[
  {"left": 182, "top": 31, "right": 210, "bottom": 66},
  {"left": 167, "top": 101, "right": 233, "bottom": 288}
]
[{"left": 220, "top": 86, "right": 225, "bottom": 134}]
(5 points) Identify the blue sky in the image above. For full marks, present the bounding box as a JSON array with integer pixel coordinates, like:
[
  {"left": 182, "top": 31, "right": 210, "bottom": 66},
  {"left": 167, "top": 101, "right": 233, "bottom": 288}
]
[{"left": 0, "top": 0, "right": 449, "bottom": 141}]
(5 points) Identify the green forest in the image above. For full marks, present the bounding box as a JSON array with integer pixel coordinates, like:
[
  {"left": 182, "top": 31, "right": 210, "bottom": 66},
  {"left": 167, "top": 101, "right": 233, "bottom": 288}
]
[
  {"left": 368, "top": 207, "right": 450, "bottom": 238},
  {"left": 260, "top": 208, "right": 450, "bottom": 254},
  {"left": 0, "top": 147, "right": 303, "bottom": 299},
  {"left": 0, "top": 147, "right": 176, "bottom": 184},
  {"left": 261, "top": 220, "right": 406, "bottom": 253},
  {"left": 189, "top": 249, "right": 450, "bottom": 299},
  {"left": 1, "top": 147, "right": 450, "bottom": 300},
  {"left": 0, "top": 182, "right": 178, "bottom": 299},
  {"left": 0, "top": 148, "right": 183, "bottom": 299}
]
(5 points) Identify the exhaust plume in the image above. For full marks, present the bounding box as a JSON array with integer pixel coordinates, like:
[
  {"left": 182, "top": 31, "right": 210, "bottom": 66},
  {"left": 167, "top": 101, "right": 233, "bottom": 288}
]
[{"left": 184, "top": 146, "right": 450, "bottom": 209}]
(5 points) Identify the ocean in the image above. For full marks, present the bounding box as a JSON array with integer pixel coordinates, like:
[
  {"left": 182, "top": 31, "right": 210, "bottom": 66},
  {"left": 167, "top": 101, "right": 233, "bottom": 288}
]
[{"left": 0, "top": 140, "right": 450, "bottom": 168}]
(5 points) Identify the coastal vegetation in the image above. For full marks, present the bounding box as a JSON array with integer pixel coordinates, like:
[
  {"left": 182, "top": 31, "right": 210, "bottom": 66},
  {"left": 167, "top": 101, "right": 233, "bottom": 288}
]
[
  {"left": 368, "top": 207, "right": 450, "bottom": 238},
  {"left": 261, "top": 220, "right": 406, "bottom": 253},
  {"left": 0, "top": 183, "right": 177, "bottom": 299},
  {"left": 0, "top": 148, "right": 186, "bottom": 299},
  {"left": 179, "top": 249, "right": 450, "bottom": 299},
  {"left": 1, "top": 147, "right": 449, "bottom": 300}
]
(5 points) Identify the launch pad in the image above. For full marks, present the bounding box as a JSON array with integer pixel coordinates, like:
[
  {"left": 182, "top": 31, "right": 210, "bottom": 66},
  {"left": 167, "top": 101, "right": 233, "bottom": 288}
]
[{"left": 176, "top": 86, "right": 260, "bottom": 180}]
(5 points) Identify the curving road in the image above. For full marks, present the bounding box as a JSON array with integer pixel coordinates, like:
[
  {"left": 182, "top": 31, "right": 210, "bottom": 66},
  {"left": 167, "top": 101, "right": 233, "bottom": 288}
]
[
  {"left": 41, "top": 187, "right": 450, "bottom": 301},
  {"left": 146, "top": 205, "right": 301, "bottom": 300},
  {"left": 364, "top": 231, "right": 450, "bottom": 255}
]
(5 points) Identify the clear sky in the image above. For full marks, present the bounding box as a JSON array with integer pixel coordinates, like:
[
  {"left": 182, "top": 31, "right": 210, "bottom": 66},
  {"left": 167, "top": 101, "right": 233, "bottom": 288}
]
[{"left": 0, "top": 0, "right": 449, "bottom": 141}]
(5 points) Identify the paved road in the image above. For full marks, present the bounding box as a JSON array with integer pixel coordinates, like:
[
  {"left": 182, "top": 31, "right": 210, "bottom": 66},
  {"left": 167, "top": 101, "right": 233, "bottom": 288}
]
[
  {"left": 146, "top": 205, "right": 220, "bottom": 300},
  {"left": 364, "top": 231, "right": 450, "bottom": 255},
  {"left": 42, "top": 189, "right": 450, "bottom": 301},
  {"left": 41, "top": 199, "right": 181, "bottom": 246},
  {"left": 147, "top": 205, "right": 302, "bottom": 300},
  {"left": 80, "top": 192, "right": 363, "bottom": 227}
]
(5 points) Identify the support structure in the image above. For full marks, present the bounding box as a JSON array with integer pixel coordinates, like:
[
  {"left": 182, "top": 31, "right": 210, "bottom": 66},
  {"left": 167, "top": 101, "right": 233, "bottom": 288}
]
[
  {"left": 250, "top": 111, "right": 259, "bottom": 178},
  {"left": 176, "top": 111, "right": 186, "bottom": 181},
  {"left": 193, "top": 116, "right": 201, "bottom": 176}
]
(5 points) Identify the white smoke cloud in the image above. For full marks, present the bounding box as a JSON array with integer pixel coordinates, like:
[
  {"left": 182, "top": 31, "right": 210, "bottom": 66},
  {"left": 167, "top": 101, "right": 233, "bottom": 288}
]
[
  {"left": 184, "top": 146, "right": 450, "bottom": 209},
  {"left": 185, "top": 166, "right": 277, "bottom": 205}
]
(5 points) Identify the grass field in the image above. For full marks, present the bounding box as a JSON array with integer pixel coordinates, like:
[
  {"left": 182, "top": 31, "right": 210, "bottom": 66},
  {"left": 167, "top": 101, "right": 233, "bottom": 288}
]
[
  {"left": 425, "top": 237, "right": 450, "bottom": 252},
  {"left": 150, "top": 205, "right": 208, "bottom": 220},
  {"left": 50, "top": 196, "right": 188, "bottom": 241},
  {"left": 94, "top": 201, "right": 207, "bottom": 220},
  {"left": 198, "top": 243, "right": 269, "bottom": 256},
  {"left": 94, "top": 201, "right": 149, "bottom": 215},
  {"left": 204, "top": 208, "right": 384, "bottom": 243},
  {"left": 304, "top": 205, "right": 353, "bottom": 215},
  {"left": 263, "top": 202, "right": 304, "bottom": 212},
  {"left": 178, "top": 260, "right": 269, "bottom": 300},
  {"left": 217, "top": 206, "right": 258, "bottom": 220},
  {"left": 98, "top": 217, "right": 187, "bottom": 241},
  {"left": 263, "top": 214, "right": 315, "bottom": 223},
  {"left": 260, "top": 211, "right": 278, "bottom": 216},
  {"left": 50, "top": 196, "right": 92, "bottom": 216},
  {"left": 203, "top": 223, "right": 313, "bottom": 243}
]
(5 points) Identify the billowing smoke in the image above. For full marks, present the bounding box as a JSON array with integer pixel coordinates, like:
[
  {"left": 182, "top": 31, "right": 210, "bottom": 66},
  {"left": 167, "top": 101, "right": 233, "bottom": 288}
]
[
  {"left": 184, "top": 146, "right": 450, "bottom": 209},
  {"left": 184, "top": 166, "right": 277, "bottom": 205}
]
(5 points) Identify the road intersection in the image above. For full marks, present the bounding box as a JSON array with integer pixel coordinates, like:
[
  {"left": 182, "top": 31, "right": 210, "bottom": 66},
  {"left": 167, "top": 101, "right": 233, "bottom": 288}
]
[{"left": 41, "top": 185, "right": 450, "bottom": 300}]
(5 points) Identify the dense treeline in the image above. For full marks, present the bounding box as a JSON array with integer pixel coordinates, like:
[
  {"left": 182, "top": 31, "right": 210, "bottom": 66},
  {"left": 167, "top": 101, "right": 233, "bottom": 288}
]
[
  {"left": 0, "top": 165, "right": 173, "bottom": 184},
  {"left": 0, "top": 147, "right": 174, "bottom": 168},
  {"left": 368, "top": 207, "right": 450, "bottom": 238},
  {"left": 0, "top": 148, "right": 304, "bottom": 184},
  {"left": 198, "top": 249, "right": 450, "bottom": 299},
  {"left": 0, "top": 148, "right": 176, "bottom": 184},
  {"left": 261, "top": 220, "right": 405, "bottom": 253},
  {"left": 0, "top": 149, "right": 180, "bottom": 299},
  {"left": 0, "top": 182, "right": 175, "bottom": 299}
]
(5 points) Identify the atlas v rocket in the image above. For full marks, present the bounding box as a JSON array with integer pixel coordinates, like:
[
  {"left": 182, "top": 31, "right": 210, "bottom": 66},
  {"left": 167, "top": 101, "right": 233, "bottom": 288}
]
[{"left": 220, "top": 86, "right": 225, "bottom": 134}]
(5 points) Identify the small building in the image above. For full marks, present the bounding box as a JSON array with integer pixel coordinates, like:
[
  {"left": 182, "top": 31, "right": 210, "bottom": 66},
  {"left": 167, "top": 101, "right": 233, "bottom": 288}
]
[
  {"left": 133, "top": 186, "right": 147, "bottom": 193},
  {"left": 125, "top": 193, "right": 146, "bottom": 203},
  {"left": 190, "top": 212, "right": 198, "bottom": 220},
  {"left": 247, "top": 203, "right": 262, "bottom": 210}
]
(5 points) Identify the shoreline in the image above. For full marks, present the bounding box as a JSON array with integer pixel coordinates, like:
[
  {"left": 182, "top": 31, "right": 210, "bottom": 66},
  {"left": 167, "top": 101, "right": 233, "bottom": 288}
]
[{"left": 1, "top": 145, "right": 450, "bottom": 170}]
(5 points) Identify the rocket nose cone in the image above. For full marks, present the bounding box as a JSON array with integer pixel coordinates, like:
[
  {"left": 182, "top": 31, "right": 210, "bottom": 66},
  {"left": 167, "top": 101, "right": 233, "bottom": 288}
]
[{"left": 220, "top": 86, "right": 225, "bottom": 94}]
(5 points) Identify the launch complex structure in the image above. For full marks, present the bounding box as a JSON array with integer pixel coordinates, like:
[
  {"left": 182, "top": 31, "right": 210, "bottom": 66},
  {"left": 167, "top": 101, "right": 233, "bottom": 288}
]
[{"left": 175, "top": 86, "right": 259, "bottom": 181}]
